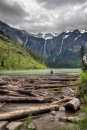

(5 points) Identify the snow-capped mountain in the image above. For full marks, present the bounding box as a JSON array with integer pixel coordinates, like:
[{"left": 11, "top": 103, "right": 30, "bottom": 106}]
[
  {"left": 0, "top": 20, "right": 87, "bottom": 67},
  {"left": 34, "top": 33, "right": 58, "bottom": 39}
]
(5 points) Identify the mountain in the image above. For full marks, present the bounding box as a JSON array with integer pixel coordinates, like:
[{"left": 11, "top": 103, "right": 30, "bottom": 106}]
[
  {"left": 0, "top": 21, "right": 87, "bottom": 68},
  {"left": 34, "top": 33, "right": 58, "bottom": 39},
  {"left": 0, "top": 29, "right": 46, "bottom": 70},
  {"left": 45, "top": 29, "right": 87, "bottom": 67}
]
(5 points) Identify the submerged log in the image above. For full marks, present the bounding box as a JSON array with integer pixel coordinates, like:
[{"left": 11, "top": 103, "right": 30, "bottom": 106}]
[{"left": 65, "top": 98, "right": 80, "bottom": 111}]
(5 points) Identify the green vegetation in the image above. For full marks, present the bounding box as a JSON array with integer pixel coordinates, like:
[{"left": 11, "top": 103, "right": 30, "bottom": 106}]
[
  {"left": 14, "top": 114, "right": 34, "bottom": 130},
  {"left": 54, "top": 88, "right": 61, "bottom": 95},
  {"left": 80, "top": 45, "right": 87, "bottom": 71},
  {"left": 77, "top": 107, "right": 87, "bottom": 130},
  {"left": 50, "top": 107, "right": 56, "bottom": 111},
  {"left": 48, "top": 87, "right": 53, "bottom": 92},
  {"left": 14, "top": 125, "right": 23, "bottom": 130},
  {"left": 24, "top": 114, "right": 33, "bottom": 126},
  {"left": 0, "top": 31, "right": 46, "bottom": 70},
  {"left": 57, "top": 127, "right": 78, "bottom": 130},
  {"left": 46, "top": 49, "right": 81, "bottom": 68},
  {"left": 77, "top": 71, "right": 87, "bottom": 102}
]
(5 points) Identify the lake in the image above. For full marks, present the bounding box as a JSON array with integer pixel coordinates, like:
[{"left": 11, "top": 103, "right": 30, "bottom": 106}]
[{"left": 0, "top": 68, "right": 81, "bottom": 76}]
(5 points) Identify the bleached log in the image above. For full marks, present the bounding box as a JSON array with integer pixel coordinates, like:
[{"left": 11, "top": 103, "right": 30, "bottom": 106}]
[
  {"left": 0, "top": 102, "right": 70, "bottom": 121},
  {"left": 0, "top": 103, "right": 5, "bottom": 108},
  {"left": 52, "top": 97, "right": 74, "bottom": 104},
  {"left": 0, "top": 121, "right": 8, "bottom": 129},
  {"left": 59, "top": 116, "right": 83, "bottom": 122},
  {"left": 65, "top": 98, "right": 80, "bottom": 111}
]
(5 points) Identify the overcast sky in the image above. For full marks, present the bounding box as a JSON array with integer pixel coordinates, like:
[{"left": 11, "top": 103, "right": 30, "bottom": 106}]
[{"left": 0, "top": 0, "right": 87, "bottom": 33}]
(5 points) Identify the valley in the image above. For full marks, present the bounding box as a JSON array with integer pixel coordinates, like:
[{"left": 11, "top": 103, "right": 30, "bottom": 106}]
[{"left": 0, "top": 21, "right": 87, "bottom": 68}]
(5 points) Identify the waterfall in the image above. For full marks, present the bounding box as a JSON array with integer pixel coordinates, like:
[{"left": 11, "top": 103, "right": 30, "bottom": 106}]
[
  {"left": 43, "top": 40, "right": 47, "bottom": 56},
  {"left": 24, "top": 36, "right": 28, "bottom": 46},
  {"left": 53, "top": 39, "right": 64, "bottom": 61}
]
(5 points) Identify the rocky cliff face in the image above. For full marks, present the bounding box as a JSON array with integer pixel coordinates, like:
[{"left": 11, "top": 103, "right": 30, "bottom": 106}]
[
  {"left": 0, "top": 21, "right": 87, "bottom": 67},
  {"left": 45, "top": 30, "right": 87, "bottom": 61}
]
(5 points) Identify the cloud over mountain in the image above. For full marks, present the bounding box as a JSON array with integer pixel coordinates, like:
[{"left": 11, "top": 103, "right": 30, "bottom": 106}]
[{"left": 0, "top": 0, "right": 87, "bottom": 33}]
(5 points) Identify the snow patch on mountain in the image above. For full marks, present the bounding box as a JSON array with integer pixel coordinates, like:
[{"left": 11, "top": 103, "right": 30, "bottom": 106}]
[
  {"left": 80, "top": 30, "right": 87, "bottom": 33},
  {"left": 63, "top": 35, "right": 69, "bottom": 39},
  {"left": 35, "top": 33, "right": 58, "bottom": 40}
]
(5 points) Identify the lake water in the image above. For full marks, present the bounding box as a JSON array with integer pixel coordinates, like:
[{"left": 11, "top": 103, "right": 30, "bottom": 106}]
[{"left": 0, "top": 68, "right": 81, "bottom": 76}]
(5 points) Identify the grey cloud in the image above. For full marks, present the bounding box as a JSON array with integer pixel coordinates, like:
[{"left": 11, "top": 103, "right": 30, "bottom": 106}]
[
  {"left": 0, "top": 0, "right": 87, "bottom": 34},
  {"left": 36, "top": 0, "right": 87, "bottom": 9},
  {"left": 0, "top": 0, "right": 30, "bottom": 30},
  {"left": 0, "top": 0, "right": 28, "bottom": 18},
  {"left": 53, "top": 6, "right": 87, "bottom": 32}
]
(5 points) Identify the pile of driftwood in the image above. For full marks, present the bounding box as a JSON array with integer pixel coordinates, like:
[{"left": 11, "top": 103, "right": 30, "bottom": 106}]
[
  {"left": 0, "top": 75, "right": 80, "bottom": 122},
  {"left": 0, "top": 75, "right": 79, "bottom": 103},
  {"left": 0, "top": 83, "right": 53, "bottom": 103}
]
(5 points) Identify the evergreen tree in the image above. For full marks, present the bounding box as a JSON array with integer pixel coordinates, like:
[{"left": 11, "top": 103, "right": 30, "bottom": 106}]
[{"left": 80, "top": 46, "right": 87, "bottom": 71}]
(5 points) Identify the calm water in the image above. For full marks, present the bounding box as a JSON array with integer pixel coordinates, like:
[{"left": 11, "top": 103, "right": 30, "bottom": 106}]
[{"left": 0, "top": 68, "right": 81, "bottom": 76}]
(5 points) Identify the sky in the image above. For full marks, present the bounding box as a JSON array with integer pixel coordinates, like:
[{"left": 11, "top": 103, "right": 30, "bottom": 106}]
[{"left": 0, "top": 0, "right": 87, "bottom": 33}]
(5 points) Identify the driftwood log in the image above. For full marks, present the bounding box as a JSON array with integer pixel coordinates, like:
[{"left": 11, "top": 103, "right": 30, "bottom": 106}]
[
  {"left": 0, "top": 97, "right": 73, "bottom": 120},
  {"left": 0, "top": 75, "right": 80, "bottom": 121},
  {"left": 0, "top": 75, "right": 79, "bottom": 103},
  {"left": 59, "top": 116, "right": 83, "bottom": 122},
  {"left": 0, "top": 121, "right": 8, "bottom": 129},
  {"left": 65, "top": 98, "right": 81, "bottom": 111}
]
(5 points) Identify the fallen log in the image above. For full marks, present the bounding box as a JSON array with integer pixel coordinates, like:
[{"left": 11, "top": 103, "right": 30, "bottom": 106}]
[
  {"left": 0, "top": 121, "right": 8, "bottom": 129},
  {"left": 0, "top": 99, "right": 72, "bottom": 121},
  {"left": 35, "top": 84, "right": 67, "bottom": 89},
  {"left": 0, "top": 81, "right": 8, "bottom": 86},
  {"left": 0, "top": 103, "right": 5, "bottom": 108},
  {"left": 6, "top": 121, "right": 23, "bottom": 130},
  {"left": 59, "top": 116, "right": 83, "bottom": 122},
  {"left": 65, "top": 98, "right": 81, "bottom": 111},
  {"left": 52, "top": 97, "right": 74, "bottom": 105},
  {"left": 0, "top": 96, "right": 52, "bottom": 103}
]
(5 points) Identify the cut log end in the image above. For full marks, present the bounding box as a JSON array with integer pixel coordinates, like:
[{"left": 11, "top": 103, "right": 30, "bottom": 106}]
[{"left": 65, "top": 98, "right": 80, "bottom": 111}]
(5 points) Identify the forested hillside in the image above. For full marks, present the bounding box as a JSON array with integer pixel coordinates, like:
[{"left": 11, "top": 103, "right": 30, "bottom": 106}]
[{"left": 0, "top": 30, "right": 46, "bottom": 70}]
